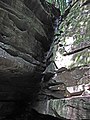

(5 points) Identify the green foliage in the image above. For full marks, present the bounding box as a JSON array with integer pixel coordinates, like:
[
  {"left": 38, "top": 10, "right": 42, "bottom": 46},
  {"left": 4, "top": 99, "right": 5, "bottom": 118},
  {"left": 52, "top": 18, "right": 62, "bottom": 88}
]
[
  {"left": 45, "top": 0, "right": 90, "bottom": 69},
  {"left": 46, "top": 0, "right": 67, "bottom": 14},
  {"left": 53, "top": 0, "right": 90, "bottom": 68}
]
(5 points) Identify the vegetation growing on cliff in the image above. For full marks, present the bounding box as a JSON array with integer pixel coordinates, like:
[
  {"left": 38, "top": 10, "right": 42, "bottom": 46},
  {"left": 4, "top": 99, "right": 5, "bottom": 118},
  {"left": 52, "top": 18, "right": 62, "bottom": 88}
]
[{"left": 45, "top": 0, "right": 90, "bottom": 68}]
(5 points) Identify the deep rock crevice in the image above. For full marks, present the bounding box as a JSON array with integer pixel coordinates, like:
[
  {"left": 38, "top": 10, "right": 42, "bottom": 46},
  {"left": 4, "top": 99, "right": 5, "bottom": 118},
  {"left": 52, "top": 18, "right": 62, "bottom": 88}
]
[
  {"left": 0, "top": 0, "right": 90, "bottom": 119},
  {"left": 0, "top": 0, "right": 61, "bottom": 119}
]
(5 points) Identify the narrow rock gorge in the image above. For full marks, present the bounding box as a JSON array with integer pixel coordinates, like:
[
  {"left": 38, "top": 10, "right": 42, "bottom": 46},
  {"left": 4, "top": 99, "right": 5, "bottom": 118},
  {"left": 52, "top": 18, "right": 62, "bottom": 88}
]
[{"left": 0, "top": 0, "right": 90, "bottom": 120}]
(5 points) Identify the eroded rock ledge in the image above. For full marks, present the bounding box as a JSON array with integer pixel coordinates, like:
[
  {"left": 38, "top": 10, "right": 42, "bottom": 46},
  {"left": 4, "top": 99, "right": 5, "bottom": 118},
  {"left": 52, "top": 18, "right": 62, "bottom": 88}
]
[{"left": 0, "top": 0, "right": 60, "bottom": 118}]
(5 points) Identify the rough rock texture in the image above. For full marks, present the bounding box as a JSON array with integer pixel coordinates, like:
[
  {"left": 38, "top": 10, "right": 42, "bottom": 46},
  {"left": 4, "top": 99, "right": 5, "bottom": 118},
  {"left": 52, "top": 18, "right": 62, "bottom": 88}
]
[
  {"left": 0, "top": 0, "right": 90, "bottom": 119},
  {"left": 34, "top": 0, "right": 90, "bottom": 119},
  {"left": 35, "top": 65, "right": 90, "bottom": 120},
  {"left": 0, "top": 0, "right": 59, "bottom": 118},
  {"left": 48, "top": 97, "right": 90, "bottom": 120}
]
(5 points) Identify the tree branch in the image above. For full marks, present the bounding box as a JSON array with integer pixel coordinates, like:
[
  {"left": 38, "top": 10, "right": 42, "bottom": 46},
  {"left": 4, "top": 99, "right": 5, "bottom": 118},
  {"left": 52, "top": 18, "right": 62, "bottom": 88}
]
[{"left": 63, "top": 45, "right": 90, "bottom": 56}]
